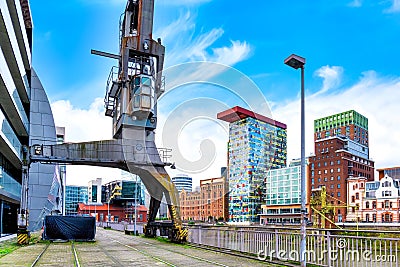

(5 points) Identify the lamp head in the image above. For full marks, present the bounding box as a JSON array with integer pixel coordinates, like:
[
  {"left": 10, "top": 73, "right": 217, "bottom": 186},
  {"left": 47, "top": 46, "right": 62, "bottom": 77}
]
[{"left": 284, "top": 54, "right": 306, "bottom": 69}]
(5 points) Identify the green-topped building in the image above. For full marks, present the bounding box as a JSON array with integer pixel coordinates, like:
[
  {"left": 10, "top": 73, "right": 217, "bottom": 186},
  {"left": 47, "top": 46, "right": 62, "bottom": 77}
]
[{"left": 314, "top": 110, "right": 369, "bottom": 149}]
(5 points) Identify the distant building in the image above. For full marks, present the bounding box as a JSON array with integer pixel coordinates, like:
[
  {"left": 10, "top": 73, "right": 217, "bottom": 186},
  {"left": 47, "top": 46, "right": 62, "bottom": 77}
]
[
  {"left": 200, "top": 176, "right": 228, "bottom": 222},
  {"left": 180, "top": 174, "right": 228, "bottom": 222},
  {"left": 377, "top": 167, "right": 400, "bottom": 180},
  {"left": 314, "top": 110, "right": 369, "bottom": 148},
  {"left": 180, "top": 189, "right": 201, "bottom": 221},
  {"left": 260, "top": 159, "right": 310, "bottom": 225},
  {"left": 88, "top": 178, "right": 102, "bottom": 204},
  {"left": 56, "top": 126, "right": 66, "bottom": 215},
  {"left": 347, "top": 175, "right": 400, "bottom": 223},
  {"left": 218, "top": 106, "right": 287, "bottom": 224},
  {"left": 103, "top": 180, "right": 144, "bottom": 205},
  {"left": 77, "top": 203, "right": 147, "bottom": 223},
  {"left": 309, "top": 110, "right": 374, "bottom": 223},
  {"left": 172, "top": 174, "right": 192, "bottom": 192},
  {"left": 65, "top": 186, "right": 88, "bottom": 215}
]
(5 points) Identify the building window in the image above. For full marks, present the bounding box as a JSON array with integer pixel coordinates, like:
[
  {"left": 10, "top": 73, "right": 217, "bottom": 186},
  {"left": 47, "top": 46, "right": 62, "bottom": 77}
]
[
  {"left": 311, "top": 179, "right": 314, "bottom": 185},
  {"left": 355, "top": 193, "right": 359, "bottom": 200},
  {"left": 366, "top": 201, "right": 369, "bottom": 209},
  {"left": 385, "top": 200, "right": 390, "bottom": 208},
  {"left": 337, "top": 192, "right": 341, "bottom": 197},
  {"left": 337, "top": 176, "right": 341, "bottom": 181},
  {"left": 337, "top": 168, "right": 341, "bottom": 172},
  {"left": 372, "top": 201, "right": 376, "bottom": 209},
  {"left": 366, "top": 214, "right": 369, "bottom": 222},
  {"left": 372, "top": 214, "right": 376, "bottom": 222},
  {"left": 383, "top": 191, "right": 392, "bottom": 197},
  {"left": 337, "top": 184, "right": 341, "bottom": 189},
  {"left": 324, "top": 177, "right": 328, "bottom": 182},
  {"left": 351, "top": 196, "right": 355, "bottom": 202}
]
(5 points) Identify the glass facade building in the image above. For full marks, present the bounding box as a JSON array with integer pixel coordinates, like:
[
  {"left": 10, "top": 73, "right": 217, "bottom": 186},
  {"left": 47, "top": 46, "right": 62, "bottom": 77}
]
[
  {"left": 218, "top": 106, "right": 287, "bottom": 223},
  {"left": 265, "top": 165, "right": 301, "bottom": 206},
  {"left": 172, "top": 174, "right": 193, "bottom": 192},
  {"left": 65, "top": 186, "right": 88, "bottom": 215},
  {"left": 0, "top": 0, "right": 33, "bottom": 235}
]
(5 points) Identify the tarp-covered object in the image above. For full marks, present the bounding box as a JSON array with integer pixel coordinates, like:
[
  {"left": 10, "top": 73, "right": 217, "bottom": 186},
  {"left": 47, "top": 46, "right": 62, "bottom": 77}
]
[{"left": 43, "top": 216, "right": 96, "bottom": 241}]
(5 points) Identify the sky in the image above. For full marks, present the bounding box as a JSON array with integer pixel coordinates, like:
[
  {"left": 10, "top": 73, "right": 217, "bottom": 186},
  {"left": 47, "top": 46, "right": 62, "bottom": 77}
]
[{"left": 29, "top": 0, "right": 400, "bottom": 187}]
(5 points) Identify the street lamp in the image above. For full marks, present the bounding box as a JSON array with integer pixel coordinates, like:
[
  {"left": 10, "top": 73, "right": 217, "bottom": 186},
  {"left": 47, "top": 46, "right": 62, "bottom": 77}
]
[
  {"left": 284, "top": 53, "right": 306, "bottom": 267},
  {"left": 106, "top": 188, "right": 110, "bottom": 228}
]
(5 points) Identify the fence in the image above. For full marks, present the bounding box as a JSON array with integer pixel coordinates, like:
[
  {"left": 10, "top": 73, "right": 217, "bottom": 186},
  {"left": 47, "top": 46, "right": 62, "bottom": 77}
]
[{"left": 188, "top": 226, "right": 400, "bottom": 267}]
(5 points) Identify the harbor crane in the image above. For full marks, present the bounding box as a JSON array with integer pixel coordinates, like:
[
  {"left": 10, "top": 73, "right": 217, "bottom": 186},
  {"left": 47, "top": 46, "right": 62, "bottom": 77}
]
[{"left": 17, "top": 0, "right": 187, "bottom": 244}]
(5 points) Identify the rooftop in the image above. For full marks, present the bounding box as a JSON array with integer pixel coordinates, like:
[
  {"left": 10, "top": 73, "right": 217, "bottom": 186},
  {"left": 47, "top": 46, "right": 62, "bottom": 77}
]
[{"left": 217, "top": 106, "right": 287, "bottom": 129}]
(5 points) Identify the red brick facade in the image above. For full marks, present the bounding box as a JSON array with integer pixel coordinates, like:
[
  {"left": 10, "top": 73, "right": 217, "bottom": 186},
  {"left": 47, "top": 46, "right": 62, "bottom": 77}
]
[
  {"left": 180, "top": 177, "right": 228, "bottom": 222},
  {"left": 309, "top": 136, "right": 374, "bottom": 222}
]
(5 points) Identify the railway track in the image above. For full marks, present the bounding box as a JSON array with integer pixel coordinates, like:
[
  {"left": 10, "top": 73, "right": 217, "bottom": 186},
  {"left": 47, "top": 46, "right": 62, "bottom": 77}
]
[
  {"left": 30, "top": 241, "right": 80, "bottom": 267},
  {"left": 98, "top": 229, "right": 232, "bottom": 267}
]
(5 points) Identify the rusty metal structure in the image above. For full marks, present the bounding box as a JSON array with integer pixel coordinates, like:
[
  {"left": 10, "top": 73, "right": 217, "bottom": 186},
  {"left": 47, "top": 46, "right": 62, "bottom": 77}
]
[{"left": 18, "top": 0, "right": 187, "bottom": 243}]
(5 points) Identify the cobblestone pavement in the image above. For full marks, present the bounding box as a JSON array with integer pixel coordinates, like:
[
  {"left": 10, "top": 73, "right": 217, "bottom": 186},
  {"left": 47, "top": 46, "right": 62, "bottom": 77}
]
[{"left": 0, "top": 227, "right": 278, "bottom": 266}]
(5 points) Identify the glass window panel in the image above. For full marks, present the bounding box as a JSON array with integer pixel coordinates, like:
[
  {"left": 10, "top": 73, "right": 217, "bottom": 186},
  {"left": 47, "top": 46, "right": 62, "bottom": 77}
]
[
  {"left": 141, "top": 95, "right": 151, "bottom": 108},
  {"left": 134, "top": 95, "right": 140, "bottom": 108},
  {"left": 141, "top": 85, "right": 151, "bottom": 95},
  {"left": 142, "top": 76, "right": 151, "bottom": 86}
]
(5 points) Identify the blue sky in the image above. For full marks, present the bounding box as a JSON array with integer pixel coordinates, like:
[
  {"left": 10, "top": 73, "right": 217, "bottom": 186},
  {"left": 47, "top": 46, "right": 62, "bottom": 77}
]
[{"left": 30, "top": 0, "right": 400, "bottom": 185}]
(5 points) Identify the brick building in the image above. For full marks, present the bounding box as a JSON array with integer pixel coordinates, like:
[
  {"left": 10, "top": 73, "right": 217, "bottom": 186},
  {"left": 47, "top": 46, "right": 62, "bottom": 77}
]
[
  {"left": 180, "top": 189, "right": 201, "bottom": 221},
  {"left": 180, "top": 176, "right": 228, "bottom": 222},
  {"left": 309, "top": 110, "right": 374, "bottom": 223}
]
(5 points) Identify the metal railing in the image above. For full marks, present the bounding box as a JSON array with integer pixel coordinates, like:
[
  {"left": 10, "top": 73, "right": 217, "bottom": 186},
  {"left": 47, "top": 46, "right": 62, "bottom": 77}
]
[{"left": 188, "top": 226, "right": 400, "bottom": 267}]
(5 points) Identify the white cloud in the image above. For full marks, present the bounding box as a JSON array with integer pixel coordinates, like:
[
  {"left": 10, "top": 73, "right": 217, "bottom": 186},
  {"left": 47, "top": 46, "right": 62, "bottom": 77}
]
[
  {"left": 211, "top": 40, "right": 251, "bottom": 66},
  {"left": 155, "top": 12, "right": 251, "bottom": 67},
  {"left": 385, "top": 0, "right": 400, "bottom": 13},
  {"left": 272, "top": 70, "right": 400, "bottom": 178},
  {"left": 51, "top": 98, "right": 121, "bottom": 185},
  {"left": 314, "top": 65, "right": 343, "bottom": 95}
]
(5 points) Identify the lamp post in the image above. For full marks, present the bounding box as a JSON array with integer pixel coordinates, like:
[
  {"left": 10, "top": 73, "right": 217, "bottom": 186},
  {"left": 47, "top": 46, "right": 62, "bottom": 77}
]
[
  {"left": 106, "top": 188, "right": 110, "bottom": 228},
  {"left": 284, "top": 53, "right": 306, "bottom": 267},
  {"left": 134, "top": 175, "right": 138, "bottom": 235}
]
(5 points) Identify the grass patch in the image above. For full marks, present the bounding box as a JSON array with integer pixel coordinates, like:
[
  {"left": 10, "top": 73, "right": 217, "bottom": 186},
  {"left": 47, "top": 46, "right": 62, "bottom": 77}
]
[{"left": 0, "top": 238, "right": 19, "bottom": 258}]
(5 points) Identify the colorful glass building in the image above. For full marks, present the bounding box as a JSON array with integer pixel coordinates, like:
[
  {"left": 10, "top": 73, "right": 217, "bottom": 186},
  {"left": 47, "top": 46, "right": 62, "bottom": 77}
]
[{"left": 218, "top": 106, "right": 287, "bottom": 224}]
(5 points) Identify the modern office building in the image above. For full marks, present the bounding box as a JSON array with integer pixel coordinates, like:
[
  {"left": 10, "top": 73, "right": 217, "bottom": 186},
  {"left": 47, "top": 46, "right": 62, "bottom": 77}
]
[
  {"left": 103, "top": 179, "right": 144, "bottom": 206},
  {"left": 377, "top": 167, "right": 400, "bottom": 180},
  {"left": 218, "top": 106, "right": 287, "bottom": 224},
  {"left": 65, "top": 185, "right": 88, "bottom": 215},
  {"left": 88, "top": 178, "right": 102, "bottom": 204},
  {"left": 260, "top": 159, "right": 310, "bottom": 225},
  {"left": 1, "top": 0, "right": 59, "bottom": 233},
  {"left": 172, "top": 174, "right": 192, "bottom": 192},
  {"left": 309, "top": 110, "right": 374, "bottom": 223}
]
